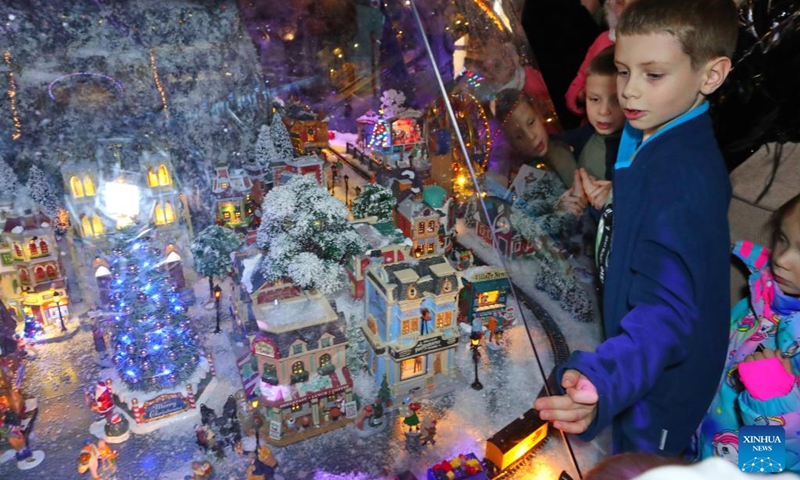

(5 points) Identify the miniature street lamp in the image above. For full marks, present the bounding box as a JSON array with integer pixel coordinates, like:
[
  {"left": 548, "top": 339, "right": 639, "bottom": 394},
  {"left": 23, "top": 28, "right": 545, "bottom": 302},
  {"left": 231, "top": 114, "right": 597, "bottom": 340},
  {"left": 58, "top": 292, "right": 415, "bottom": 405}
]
[
  {"left": 53, "top": 291, "right": 67, "bottom": 332},
  {"left": 343, "top": 174, "right": 350, "bottom": 207},
  {"left": 251, "top": 398, "right": 262, "bottom": 459},
  {"left": 213, "top": 285, "right": 222, "bottom": 334},
  {"left": 469, "top": 332, "right": 483, "bottom": 390}
]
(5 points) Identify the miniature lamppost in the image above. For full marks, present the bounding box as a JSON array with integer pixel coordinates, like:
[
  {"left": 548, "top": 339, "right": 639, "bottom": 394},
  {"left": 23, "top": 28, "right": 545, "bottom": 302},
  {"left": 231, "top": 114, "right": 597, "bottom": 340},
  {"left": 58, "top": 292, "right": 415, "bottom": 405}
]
[
  {"left": 343, "top": 174, "right": 350, "bottom": 207},
  {"left": 470, "top": 332, "right": 483, "bottom": 391},
  {"left": 212, "top": 285, "right": 222, "bottom": 333},
  {"left": 251, "top": 398, "right": 262, "bottom": 459},
  {"left": 53, "top": 290, "right": 67, "bottom": 332}
]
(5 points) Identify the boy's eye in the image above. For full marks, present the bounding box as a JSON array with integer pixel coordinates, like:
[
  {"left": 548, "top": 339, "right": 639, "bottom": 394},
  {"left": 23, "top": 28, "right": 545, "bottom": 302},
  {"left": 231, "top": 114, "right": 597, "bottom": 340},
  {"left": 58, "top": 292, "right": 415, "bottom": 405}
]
[
  {"left": 646, "top": 73, "right": 663, "bottom": 80},
  {"left": 617, "top": 70, "right": 629, "bottom": 77},
  {"left": 587, "top": 97, "right": 599, "bottom": 103}
]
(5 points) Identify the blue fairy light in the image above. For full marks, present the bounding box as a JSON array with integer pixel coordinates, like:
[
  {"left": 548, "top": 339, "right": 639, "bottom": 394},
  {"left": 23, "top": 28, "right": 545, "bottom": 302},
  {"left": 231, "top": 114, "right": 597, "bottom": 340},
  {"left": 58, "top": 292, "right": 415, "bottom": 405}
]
[{"left": 126, "top": 370, "right": 136, "bottom": 377}]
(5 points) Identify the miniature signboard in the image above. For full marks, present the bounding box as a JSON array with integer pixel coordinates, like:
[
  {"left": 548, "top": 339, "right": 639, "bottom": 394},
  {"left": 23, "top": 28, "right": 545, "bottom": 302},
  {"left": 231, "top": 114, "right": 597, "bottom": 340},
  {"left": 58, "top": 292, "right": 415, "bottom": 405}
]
[
  {"left": 269, "top": 420, "right": 282, "bottom": 440},
  {"left": 344, "top": 401, "right": 358, "bottom": 419},
  {"left": 142, "top": 393, "right": 189, "bottom": 422}
]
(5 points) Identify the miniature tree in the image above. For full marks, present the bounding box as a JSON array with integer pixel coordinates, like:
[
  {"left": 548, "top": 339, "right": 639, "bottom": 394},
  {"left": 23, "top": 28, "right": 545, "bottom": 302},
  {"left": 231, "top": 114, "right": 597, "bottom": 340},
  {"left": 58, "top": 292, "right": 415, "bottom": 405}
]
[
  {"left": 345, "top": 314, "right": 367, "bottom": 372},
  {"left": 351, "top": 183, "right": 397, "bottom": 222},
  {"left": 255, "top": 123, "right": 278, "bottom": 172},
  {"left": 377, "top": 374, "right": 392, "bottom": 407},
  {"left": 270, "top": 112, "right": 295, "bottom": 161},
  {"left": 107, "top": 227, "right": 201, "bottom": 391},
  {"left": 191, "top": 225, "right": 243, "bottom": 301},
  {"left": 380, "top": 89, "right": 407, "bottom": 119},
  {"left": 0, "top": 159, "right": 20, "bottom": 203},
  {"left": 256, "top": 175, "right": 366, "bottom": 294},
  {"left": 26, "top": 164, "right": 61, "bottom": 217}
]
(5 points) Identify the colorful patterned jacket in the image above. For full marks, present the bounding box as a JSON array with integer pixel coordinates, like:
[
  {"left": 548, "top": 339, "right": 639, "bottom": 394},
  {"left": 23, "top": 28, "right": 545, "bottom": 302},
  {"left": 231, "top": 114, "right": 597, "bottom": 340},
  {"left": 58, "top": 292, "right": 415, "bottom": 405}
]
[{"left": 695, "top": 240, "right": 800, "bottom": 472}]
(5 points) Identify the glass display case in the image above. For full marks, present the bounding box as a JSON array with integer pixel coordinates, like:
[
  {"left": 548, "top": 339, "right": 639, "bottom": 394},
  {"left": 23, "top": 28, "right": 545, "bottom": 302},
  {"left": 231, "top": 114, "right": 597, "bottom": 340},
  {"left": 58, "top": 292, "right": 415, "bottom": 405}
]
[{"left": 0, "top": 0, "right": 607, "bottom": 478}]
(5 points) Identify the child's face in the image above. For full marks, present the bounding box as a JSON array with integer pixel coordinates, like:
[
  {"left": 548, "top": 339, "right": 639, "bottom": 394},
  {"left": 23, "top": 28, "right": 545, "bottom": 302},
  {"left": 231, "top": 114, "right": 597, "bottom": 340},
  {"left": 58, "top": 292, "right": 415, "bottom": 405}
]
[
  {"left": 772, "top": 208, "right": 800, "bottom": 297},
  {"left": 614, "top": 33, "right": 707, "bottom": 140},
  {"left": 585, "top": 74, "right": 625, "bottom": 135},
  {"left": 504, "top": 100, "right": 549, "bottom": 158}
]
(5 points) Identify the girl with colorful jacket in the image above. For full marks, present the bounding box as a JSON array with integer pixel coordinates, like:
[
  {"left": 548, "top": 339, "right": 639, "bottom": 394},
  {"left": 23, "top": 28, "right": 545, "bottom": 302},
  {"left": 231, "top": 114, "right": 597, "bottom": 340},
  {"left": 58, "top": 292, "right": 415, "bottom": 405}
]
[{"left": 695, "top": 193, "right": 800, "bottom": 472}]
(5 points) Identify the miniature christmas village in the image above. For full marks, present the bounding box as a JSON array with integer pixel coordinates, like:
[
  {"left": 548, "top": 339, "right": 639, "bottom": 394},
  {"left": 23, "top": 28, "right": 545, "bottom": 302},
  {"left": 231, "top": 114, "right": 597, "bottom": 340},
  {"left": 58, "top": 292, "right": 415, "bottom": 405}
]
[{"left": 0, "top": 1, "right": 606, "bottom": 479}]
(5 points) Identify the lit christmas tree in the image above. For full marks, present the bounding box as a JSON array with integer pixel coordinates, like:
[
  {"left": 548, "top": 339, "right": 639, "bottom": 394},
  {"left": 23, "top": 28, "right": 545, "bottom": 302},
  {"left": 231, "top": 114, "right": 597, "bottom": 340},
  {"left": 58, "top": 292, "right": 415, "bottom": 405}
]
[{"left": 107, "top": 228, "right": 201, "bottom": 392}]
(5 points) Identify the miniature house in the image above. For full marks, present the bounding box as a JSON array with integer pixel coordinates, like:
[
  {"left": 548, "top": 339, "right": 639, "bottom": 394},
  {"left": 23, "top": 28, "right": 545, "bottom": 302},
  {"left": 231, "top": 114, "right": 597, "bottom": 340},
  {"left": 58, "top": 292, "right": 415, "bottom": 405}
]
[
  {"left": 271, "top": 154, "right": 325, "bottom": 187},
  {"left": 234, "top": 253, "right": 354, "bottom": 446},
  {"left": 362, "top": 256, "right": 462, "bottom": 402},
  {"left": 473, "top": 196, "right": 537, "bottom": 258},
  {"left": 211, "top": 165, "right": 258, "bottom": 229},
  {"left": 395, "top": 188, "right": 445, "bottom": 260},
  {"left": 458, "top": 267, "right": 514, "bottom": 331},
  {"left": 1, "top": 211, "right": 68, "bottom": 327},
  {"left": 346, "top": 219, "right": 410, "bottom": 299}
]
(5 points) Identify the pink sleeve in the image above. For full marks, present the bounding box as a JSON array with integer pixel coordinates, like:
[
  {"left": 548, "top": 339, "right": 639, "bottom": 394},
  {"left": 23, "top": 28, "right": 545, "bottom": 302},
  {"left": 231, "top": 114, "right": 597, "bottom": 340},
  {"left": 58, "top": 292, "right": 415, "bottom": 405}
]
[
  {"left": 565, "top": 32, "right": 615, "bottom": 116},
  {"left": 738, "top": 356, "right": 796, "bottom": 401}
]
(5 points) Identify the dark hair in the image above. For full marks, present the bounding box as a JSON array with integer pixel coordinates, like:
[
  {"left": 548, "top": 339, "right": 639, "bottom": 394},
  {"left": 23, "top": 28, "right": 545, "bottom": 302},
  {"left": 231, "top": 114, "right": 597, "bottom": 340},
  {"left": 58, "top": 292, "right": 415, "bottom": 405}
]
[
  {"left": 583, "top": 452, "right": 689, "bottom": 480},
  {"left": 494, "top": 89, "right": 542, "bottom": 125},
  {"left": 618, "top": 0, "right": 739, "bottom": 69},
  {"left": 770, "top": 193, "right": 800, "bottom": 249},
  {"left": 587, "top": 46, "right": 617, "bottom": 78}
]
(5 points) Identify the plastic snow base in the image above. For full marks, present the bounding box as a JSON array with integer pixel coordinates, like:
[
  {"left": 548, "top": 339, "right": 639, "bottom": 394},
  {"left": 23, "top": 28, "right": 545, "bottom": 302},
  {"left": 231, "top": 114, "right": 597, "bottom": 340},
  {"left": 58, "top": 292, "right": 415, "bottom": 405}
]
[
  {"left": 17, "top": 451, "right": 45, "bottom": 470},
  {"left": 89, "top": 419, "right": 131, "bottom": 444}
]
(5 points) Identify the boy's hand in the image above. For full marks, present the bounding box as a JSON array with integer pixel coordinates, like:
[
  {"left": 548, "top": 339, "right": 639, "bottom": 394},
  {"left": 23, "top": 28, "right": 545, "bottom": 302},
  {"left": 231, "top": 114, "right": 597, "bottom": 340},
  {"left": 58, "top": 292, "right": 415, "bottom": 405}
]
[
  {"left": 743, "top": 348, "right": 793, "bottom": 375},
  {"left": 534, "top": 369, "right": 599, "bottom": 434},
  {"left": 556, "top": 170, "right": 588, "bottom": 216},
  {"left": 579, "top": 168, "right": 612, "bottom": 210}
]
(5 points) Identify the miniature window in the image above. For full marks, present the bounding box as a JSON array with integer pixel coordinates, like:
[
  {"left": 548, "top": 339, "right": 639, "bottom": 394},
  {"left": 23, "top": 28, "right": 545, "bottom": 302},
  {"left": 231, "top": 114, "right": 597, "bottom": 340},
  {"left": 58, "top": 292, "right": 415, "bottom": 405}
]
[
  {"left": 221, "top": 182, "right": 229, "bottom": 190},
  {"left": 417, "top": 222, "right": 425, "bottom": 235},
  {"left": 406, "top": 284, "right": 418, "bottom": 299},
  {"left": 40, "top": 240, "right": 49, "bottom": 254},
  {"left": 35, "top": 267, "right": 46, "bottom": 281},
  {"left": 293, "top": 344, "right": 303, "bottom": 355},
  {"left": 19, "top": 269, "right": 30, "bottom": 283},
  {"left": 28, "top": 241, "right": 38, "bottom": 256},
  {"left": 442, "top": 279, "right": 453, "bottom": 294},
  {"left": 290, "top": 403, "right": 301, "bottom": 413},
  {"left": 81, "top": 216, "right": 93, "bottom": 237},
  {"left": 70, "top": 176, "right": 84, "bottom": 198},
  {"left": 147, "top": 167, "right": 159, "bottom": 187},
  {"left": 1, "top": 252, "right": 11, "bottom": 265},
  {"left": 400, "top": 356, "right": 426, "bottom": 381},
  {"left": 401, "top": 318, "right": 418, "bottom": 335},
  {"left": 427, "top": 220, "right": 435, "bottom": 233},
  {"left": 436, "top": 311, "right": 453, "bottom": 328},
  {"left": 261, "top": 364, "right": 278, "bottom": 386},
  {"left": 367, "top": 317, "right": 378, "bottom": 335},
  {"left": 92, "top": 215, "right": 104, "bottom": 235},
  {"left": 83, "top": 176, "right": 96, "bottom": 196},
  {"left": 292, "top": 361, "right": 305, "bottom": 375},
  {"left": 157, "top": 164, "right": 171, "bottom": 186},
  {"left": 319, "top": 353, "right": 331, "bottom": 368},
  {"left": 413, "top": 245, "right": 424, "bottom": 258},
  {"left": 165, "top": 202, "right": 176, "bottom": 223},
  {"left": 13, "top": 244, "right": 22, "bottom": 257},
  {"left": 154, "top": 204, "right": 166, "bottom": 225},
  {"left": 46, "top": 265, "right": 57, "bottom": 278},
  {"left": 426, "top": 242, "right": 435, "bottom": 254},
  {"left": 321, "top": 337, "right": 332, "bottom": 348}
]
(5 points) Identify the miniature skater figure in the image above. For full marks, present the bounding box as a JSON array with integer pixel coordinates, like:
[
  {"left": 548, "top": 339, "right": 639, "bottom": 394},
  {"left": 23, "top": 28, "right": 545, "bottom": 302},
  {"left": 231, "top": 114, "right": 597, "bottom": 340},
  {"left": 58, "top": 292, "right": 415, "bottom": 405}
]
[
  {"left": 77, "top": 442, "right": 102, "bottom": 479},
  {"left": 355, "top": 403, "right": 374, "bottom": 430},
  {"left": 6, "top": 425, "right": 44, "bottom": 470},
  {"left": 420, "top": 419, "right": 437, "bottom": 446},
  {"left": 191, "top": 460, "right": 213, "bottom": 480},
  {"left": 96, "top": 440, "right": 118, "bottom": 476},
  {"left": 195, "top": 423, "right": 216, "bottom": 453},
  {"left": 403, "top": 402, "right": 421, "bottom": 434}
]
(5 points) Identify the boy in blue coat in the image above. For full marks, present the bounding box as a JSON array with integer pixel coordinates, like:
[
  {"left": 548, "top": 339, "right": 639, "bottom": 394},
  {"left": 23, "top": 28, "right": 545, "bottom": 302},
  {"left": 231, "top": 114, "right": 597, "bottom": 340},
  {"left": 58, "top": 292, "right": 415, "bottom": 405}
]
[{"left": 535, "top": 0, "right": 739, "bottom": 456}]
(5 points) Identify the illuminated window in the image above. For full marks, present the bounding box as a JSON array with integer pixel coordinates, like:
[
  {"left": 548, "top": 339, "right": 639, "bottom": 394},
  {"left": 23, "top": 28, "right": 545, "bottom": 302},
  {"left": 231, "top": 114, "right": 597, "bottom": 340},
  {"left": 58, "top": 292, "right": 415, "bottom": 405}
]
[
  {"left": 319, "top": 354, "right": 331, "bottom": 368},
  {"left": 92, "top": 215, "right": 104, "bottom": 235},
  {"left": 35, "top": 267, "right": 46, "bottom": 281},
  {"left": 222, "top": 211, "right": 231, "bottom": 220},
  {"left": 83, "top": 176, "right": 96, "bottom": 196},
  {"left": 417, "top": 222, "right": 425, "bottom": 235},
  {"left": 147, "top": 167, "right": 158, "bottom": 187},
  {"left": 46, "top": 265, "right": 57, "bottom": 278},
  {"left": 436, "top": 311, "right": 452, "bottom": 328},
  {"left": 13, "top": 244, "right": 22, "bottom": 257},
  {"left": 154, "top": 204, "right": 166, "bottom": 225},
  {"left": 157, "top": 164, "right": 171, "bottom": 186},
  {"left": 401, "top": 318, "right": 418, "bottom": 335},
  {"left": 400, "top": 356, "right": 426, "bottom": 380},
  {"left": 39, "top": 240, "right": 49, "bottom": 254},
  {"left": 70, "top": 176, "right": 84, "bottom": 198},
  {"left": 426, "top": 242, "right": 435, "bottom": 254},
  {"left": 290, "top": 403, "right": 301, "bottom": 413},
  {"left": 165, "top": 202, "right": 175, "bottom": 223},
  {"left": 220, "top": 182, "right": 229, "bottom": 189},
  {"left": 292, "top": 361, "right": 305, "bottom": 375},
  {"left": 28, "top": 241, "right": 38, "bottom": 256},
  {"left": 428, "top": 220, "right": 435, "bottom": 233},
  {"left": 367, "top": 316, "right": 377, "bottom": 335},
  {"left": 81, "top": 216, "right": 93, "bottom": 237},
  {"left": 292, "top": 344, "right": 303, "bottom": 355},
  {"left": 477, "top": 290, "right": 500, "bottom": 307},
  {"left": 19, "top": 269, "right": 30, "bottom": 284}
]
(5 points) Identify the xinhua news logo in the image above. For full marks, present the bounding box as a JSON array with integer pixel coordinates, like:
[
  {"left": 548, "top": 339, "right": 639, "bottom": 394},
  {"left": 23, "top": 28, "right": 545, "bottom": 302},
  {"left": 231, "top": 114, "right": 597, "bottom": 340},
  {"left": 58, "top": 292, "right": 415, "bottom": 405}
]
[{"left": 738, "top": 425, "right": 785, "bottom": 473}]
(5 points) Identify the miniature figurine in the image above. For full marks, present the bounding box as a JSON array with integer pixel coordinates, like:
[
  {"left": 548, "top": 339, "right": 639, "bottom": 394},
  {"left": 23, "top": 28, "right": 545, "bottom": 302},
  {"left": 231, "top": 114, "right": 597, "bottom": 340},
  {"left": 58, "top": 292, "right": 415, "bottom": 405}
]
[
  {"left": 90, "top": 381, "right": 115, "bottom": 422},
  {"left": 420, "top": 309, "right": 432, "bottom": 335},
  {"left": 191, "top": 460, "right": 213, "bottom": 480},
  {"left": 96, "top": 440, "right": 118, "bottom": 475},
  {"left": 195, "top": 423, "right": 216, "bottom": 452},
  {"left": 78, "top": 441, "right": 116, "bottom": 479},
  {"left": 355, "top": 403, "right": 373, "bottom": 430},
  {"left": 420, "top": 419, "right": 437, "bottom": 446},
  {"left": 403, "top": 402, "right": 421, "bottom": 434}
]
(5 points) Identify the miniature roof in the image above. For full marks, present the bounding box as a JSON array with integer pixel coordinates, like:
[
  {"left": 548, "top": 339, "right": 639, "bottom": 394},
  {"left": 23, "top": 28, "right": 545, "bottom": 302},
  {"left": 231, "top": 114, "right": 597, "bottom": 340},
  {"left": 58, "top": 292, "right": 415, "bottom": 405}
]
[
  {"left": 422, "top": 185, "right": 447, "bottom": 209},
  {"left": 287, "top": 155, "right": 324, "bottom": 168},
  {"left": 393, "top": 268, "right": 419, "bottom": 284},
  {"left": 396, "top": 195, "right": 439, "bottom": 222},
  {"left": 507, "top": 164, "right": 546, "bottom": 201},
  {"left": 476, "top": 196, "right": 512, "bottom": 226},
  {"left": 381, "top": 256, "right": 458, "bottom": 297},
  {"left": 254, "top": 292, "right": 339, "bottom": 334},
  {"left": 3, "top": 212, "right": 51, "bottom": 235},
  {"left": 353, "top": 221, "right": 406, "bottom": 250}
]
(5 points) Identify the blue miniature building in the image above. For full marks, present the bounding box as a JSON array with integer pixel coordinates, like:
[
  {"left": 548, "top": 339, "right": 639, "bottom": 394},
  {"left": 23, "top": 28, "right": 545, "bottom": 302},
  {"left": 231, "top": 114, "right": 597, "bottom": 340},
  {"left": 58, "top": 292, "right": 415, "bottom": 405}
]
[
  {"left": 362, "top": 256, "right": 461, "bottom": 402},
  {"left": 458, "top": 267, "right": 514, "bottom": 331}
]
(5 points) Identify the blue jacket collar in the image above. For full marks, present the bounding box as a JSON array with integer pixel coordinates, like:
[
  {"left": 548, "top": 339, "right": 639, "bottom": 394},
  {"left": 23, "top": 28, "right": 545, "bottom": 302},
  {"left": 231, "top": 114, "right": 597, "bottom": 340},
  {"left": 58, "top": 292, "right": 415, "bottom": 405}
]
[{"left": 616, "top": 101, "right": 710, "bottom": 170}]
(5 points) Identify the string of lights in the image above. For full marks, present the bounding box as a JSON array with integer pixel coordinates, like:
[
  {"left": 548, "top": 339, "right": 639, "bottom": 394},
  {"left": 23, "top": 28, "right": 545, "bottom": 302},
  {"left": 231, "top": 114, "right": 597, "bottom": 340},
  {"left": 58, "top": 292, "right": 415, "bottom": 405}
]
[
  {"left": 150, "top": 48, "right": 170, "bottom": 118},
  {"left": 4, "top": 51, "right": 22, "bottom": 140}
]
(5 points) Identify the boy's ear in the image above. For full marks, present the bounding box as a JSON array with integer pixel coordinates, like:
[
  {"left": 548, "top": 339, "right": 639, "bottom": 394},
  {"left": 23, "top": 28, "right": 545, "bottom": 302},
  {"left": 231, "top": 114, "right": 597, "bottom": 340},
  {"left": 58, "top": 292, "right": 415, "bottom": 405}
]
[{"left": 699, "top": 56, "right": 733, "bottom": 96}]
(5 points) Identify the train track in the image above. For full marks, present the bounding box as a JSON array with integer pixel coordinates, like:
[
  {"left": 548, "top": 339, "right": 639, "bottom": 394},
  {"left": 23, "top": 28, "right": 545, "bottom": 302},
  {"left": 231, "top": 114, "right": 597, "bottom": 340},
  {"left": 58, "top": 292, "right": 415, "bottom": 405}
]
[{"left": 323, "top": 147, "right": 373, "bottom": 182}]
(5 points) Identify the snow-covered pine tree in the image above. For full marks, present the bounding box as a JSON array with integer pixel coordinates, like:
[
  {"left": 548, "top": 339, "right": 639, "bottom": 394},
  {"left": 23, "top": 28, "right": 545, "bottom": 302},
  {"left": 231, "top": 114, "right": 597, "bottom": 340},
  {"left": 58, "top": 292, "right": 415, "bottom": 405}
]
[
  {"left": 26, "top": 165, "right": 61, "bottom": 217},
  {"left": 345, "top": 313, "right": 367, "bottom": 372},
  {"left": 0, "top": 159, "right": 20, "bottom": 203},
  {"left": 107, "top": 227, "right": 201, "bottom": 392},
  {"left": 191, "top": 225, "right": 243, "bottom": 300},
  {"left": 351, "top": 183, "right": 396, "bottom": 222},
  {"left": 255, "top": 123, "right": 278, "bottom": 172},
  {"left": 256, "top": 175, "right": 366, "bottom": 294},
  {"left": 270, "top": 113, "right": 295, "bottom": 162}
]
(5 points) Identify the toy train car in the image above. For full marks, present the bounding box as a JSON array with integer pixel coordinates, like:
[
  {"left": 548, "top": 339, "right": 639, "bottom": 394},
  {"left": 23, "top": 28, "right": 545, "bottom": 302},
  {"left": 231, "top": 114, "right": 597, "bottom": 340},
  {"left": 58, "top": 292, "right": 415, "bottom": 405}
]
[{"left": 483, "top": 408, "right": 549, "bottom": 478}]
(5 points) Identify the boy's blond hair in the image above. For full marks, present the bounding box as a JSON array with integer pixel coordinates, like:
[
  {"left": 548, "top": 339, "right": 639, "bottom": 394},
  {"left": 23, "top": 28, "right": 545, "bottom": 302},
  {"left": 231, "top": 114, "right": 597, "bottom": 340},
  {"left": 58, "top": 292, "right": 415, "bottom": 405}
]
[{"left": 618, "top": 0, "right": 739, "bottom": 69}]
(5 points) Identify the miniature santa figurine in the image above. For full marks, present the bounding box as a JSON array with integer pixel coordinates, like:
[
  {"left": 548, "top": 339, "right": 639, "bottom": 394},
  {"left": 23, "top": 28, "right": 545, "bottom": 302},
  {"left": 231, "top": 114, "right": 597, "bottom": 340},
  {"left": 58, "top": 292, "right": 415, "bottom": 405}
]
[{"left": 92, "top": 381, "right": 114, "bottom": 422}]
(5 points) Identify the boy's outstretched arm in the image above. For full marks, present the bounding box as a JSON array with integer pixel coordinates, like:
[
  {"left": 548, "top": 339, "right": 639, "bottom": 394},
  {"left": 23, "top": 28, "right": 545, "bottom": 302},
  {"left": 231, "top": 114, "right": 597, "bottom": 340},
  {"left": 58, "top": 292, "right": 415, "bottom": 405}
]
[{"left": 535, "top": 369, "right": 599, "bottom": 434}]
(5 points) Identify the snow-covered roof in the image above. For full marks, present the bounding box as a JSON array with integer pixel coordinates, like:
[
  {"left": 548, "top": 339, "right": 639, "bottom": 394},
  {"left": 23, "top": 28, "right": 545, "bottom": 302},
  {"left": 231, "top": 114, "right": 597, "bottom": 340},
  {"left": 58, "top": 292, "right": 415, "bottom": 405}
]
[
  {"left": 507, "top": 164, "right": 546, "bottom": 201},
  {"left": 353, "top": 222, "right": 406, "bottom": 250},
  {"left": 254, "top": 291, "right": 338, "bottom": 333},
  {"left": 396, "top": 195, "right": 439, "bottom": 222},
  {"left": 287, "top": 155, "right": 324, "bottom": 168},
  {"left": 4, "top": 212, "right": 51, "bottom": 235},
  {"left": 239, "top": 253, "right": 263, "bottom": 294}
]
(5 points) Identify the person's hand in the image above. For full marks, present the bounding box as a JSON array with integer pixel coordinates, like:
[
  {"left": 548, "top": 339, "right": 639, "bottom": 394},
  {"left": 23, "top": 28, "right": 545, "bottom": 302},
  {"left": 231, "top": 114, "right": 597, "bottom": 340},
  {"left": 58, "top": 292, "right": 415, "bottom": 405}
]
[
  {"left": 579, "top": 168, "right": 612, "bottom": 210},
  {"left": 557, "top": 172, "right": 588, "bottom": 216},
  {"left": 534, "top": 369, "right": 599, "bottom": 434},
  {"left": 743, "top": 348, "right": 793, "bottom": 375}
]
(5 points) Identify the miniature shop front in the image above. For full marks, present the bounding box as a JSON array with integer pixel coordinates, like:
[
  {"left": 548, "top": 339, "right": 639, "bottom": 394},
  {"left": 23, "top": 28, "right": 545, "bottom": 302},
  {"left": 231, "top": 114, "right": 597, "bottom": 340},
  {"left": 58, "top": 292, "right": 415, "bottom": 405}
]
[{"left": 0, "top": 0, "right": 606, "bottom": 478}]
